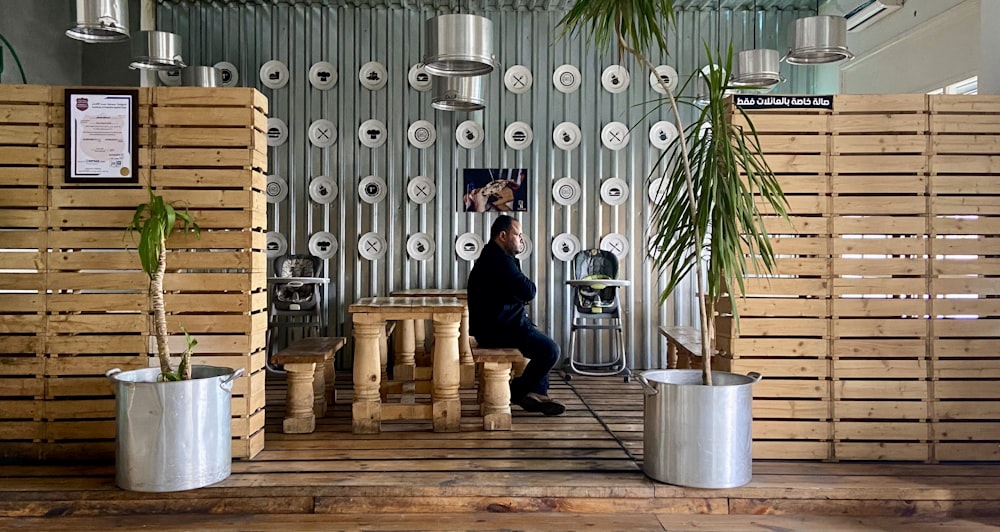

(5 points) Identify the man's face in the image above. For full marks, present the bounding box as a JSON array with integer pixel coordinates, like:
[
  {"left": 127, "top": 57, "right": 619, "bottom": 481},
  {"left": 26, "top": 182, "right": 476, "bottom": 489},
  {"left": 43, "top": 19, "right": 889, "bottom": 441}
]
[{"left": 499, "top": 221, "right": 524, "bottom": 256}]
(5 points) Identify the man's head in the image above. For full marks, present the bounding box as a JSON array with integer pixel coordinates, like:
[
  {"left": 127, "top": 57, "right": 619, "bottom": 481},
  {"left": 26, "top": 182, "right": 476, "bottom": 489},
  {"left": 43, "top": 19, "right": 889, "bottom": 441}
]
[{"left": 489, "top": 215, "right": 523, "bottom": 257}]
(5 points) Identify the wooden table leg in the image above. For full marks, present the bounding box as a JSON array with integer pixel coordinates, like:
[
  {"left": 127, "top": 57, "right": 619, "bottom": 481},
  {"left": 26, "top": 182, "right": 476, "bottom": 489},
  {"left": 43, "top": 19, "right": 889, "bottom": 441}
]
[
  {"left": 283, "top": 362, "right": 317, "bottom": 434},
  {"left": 324, "top": 358, "right": 336, "bottom": 405},
  {"left": 414, "top": 319, "right": 427, "bottom": 357},
  {"left": 431, "top": 313, "right": 461, "bottom": 432},
  {"left": 459, "top": 305, "right": 474, "bottom": 388},
  {"left": 667, "top": 341, "right": 678, "bottom": 369},
  {"left": 352, "top": 315, "right": 384, "bottom": 434},
  {"left": 312, "top": 362, "right": 327, "bottom": 418},
  {"left": 393, "top": 319, "right": 416, "bottom": 381}
]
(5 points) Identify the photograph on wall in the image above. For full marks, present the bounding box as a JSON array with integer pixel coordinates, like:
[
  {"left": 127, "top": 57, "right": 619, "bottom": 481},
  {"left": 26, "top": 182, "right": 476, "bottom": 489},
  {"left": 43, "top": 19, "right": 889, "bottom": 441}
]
[
  {"left": 64, "top": 88, "right": 139, "bottom": 183},
  {"left": 461, "top": 168, "right": 529, "bottom": 213}
]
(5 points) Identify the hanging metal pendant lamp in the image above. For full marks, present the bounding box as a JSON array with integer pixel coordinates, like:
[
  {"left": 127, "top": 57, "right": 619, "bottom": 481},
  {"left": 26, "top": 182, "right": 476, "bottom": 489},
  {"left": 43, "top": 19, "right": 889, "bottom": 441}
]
[
  {"left": 732, "top": 2, "right": 783, "bottom": 88},
  {"left": 784, "top": 14, "right": 853, "bottom": 65},
  {"left": 431, "top": 74, "right": 485, "bottom": 111},
  {"left": 732, "top": 48, "right": 783, "bottom": 88},
  {"left": 66, "top": 0, "right": 130, "bottom": 43},
  {"left": 423, "top": 14, "right": 497, "bottom": 77},
  {"left": 130, "top": 30, "right": 186, "bottom": 71}
]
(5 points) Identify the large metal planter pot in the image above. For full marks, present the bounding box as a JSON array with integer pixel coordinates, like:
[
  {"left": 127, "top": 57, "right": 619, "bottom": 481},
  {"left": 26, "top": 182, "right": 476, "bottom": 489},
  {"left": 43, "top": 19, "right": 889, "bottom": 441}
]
[
  {"left": 106, "top": 365, "right": 244, "bottom": 492},
  {"left": 639, "top": 369, "right": 761, "bottom": 488}
]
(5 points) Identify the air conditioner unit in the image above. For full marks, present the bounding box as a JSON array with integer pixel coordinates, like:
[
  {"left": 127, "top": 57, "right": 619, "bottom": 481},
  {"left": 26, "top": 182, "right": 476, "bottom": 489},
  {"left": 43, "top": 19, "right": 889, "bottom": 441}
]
[{"left": 845, "top": 0, "right": 904, "bottom": 32}]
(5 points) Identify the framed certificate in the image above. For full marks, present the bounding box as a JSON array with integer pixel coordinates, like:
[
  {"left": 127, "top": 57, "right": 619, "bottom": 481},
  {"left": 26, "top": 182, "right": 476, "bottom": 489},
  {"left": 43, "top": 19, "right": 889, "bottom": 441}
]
[{"left": 65, "top": 88, "right": 139, "bottom": 183}]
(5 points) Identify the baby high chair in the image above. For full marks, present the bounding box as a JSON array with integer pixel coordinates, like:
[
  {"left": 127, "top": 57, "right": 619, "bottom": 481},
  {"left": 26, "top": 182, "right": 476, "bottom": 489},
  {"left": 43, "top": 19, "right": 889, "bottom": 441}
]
[{"left": 566, "top": 249, "right": 629, "bottom": 377}]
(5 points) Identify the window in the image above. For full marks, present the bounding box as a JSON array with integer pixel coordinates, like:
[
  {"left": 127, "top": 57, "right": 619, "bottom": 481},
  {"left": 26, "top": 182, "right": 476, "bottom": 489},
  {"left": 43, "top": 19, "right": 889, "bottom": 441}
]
[{"left": 927, "top": 76, "right": 978, "bottom": 95}]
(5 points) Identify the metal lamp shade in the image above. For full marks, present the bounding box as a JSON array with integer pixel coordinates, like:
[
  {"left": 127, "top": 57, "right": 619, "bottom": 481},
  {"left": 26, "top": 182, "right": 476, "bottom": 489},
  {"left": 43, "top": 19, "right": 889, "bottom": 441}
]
[
  {"left": 432, "top": 74, "right": 485, "bottom": 111},
  {"left": 182, "top": 66, "right": 223, "bottom": 87},
  {"left": 731, "top": 49, "right": 784, "bottom": 88},
  {"left": 66, "top": 0, "right": 129, "bottom": 43},
  {"left": 423, "top": 14, "right": 497, "bottom": 77},
  {"left": 784, "top": 15, "right": 854, "bottom": 65},
  {"left": 130, "top": 31, "right": 186, "bottom": 71}
]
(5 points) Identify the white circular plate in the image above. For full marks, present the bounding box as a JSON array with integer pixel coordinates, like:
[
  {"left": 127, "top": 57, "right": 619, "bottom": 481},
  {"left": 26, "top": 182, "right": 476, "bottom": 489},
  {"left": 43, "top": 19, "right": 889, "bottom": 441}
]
[
  {"left": 358, "top": 175, "right": 387, "bottom": 204},
  {"left": 650, "top": 65, "right": 679, "bottom": 95},
  {"left": 265, "top": 174, "right": 288, "bottom": 203},
  {"left": 552, "top": 177, "right": 582, "bottom": 206},
  {"left": 600, "top": 233, "right": 630, "bottom": 259},
  {"left": 552, "top": 64, "right": 582, "bottom": 93},
  {"left": 406, "top": 233, "right": 436, "bottom": 261},
  {"left": 648, "top": 176, "right": 668, "bottom": 203},
  {"left": 308, "top": 119, "right": 337, "bottom": 148},
  {"left": 552, "top": 121, "right": 582, "bottom": 151},
  {"left": 600, "top": 177, "right": 630, "bottom": 206},
  {"left": 601, "top": 65, "right": 630, "bottom": 93},
  {"left": 260, "top": 59, "right": 289, "bottom": 89},
  {"left": 516, "top": 233, "right": 533, "bottom": 260},
  {"left": 407, "top": 176, "right": 436, "bottom": 204},
  {"left": 408, "top": 64, "right": 431, "bottom": 92},
  {"left": 358, "top": 232, "right": 387, "bottom": 261},
  {"left": 308, "top": 61, "right": 338, "bottom": 90},
  {"left": 265, "top": 231, "right": 287, "bottom": 259},
  {"left": 359, "top": 61, "right": 387, "bottom": 90},
  {"left": 649, "top": 120, "right": 678, "bottom": 150},
  {"left": 309, "top": 175, "right": 338, "bottom": 204},
  {"left": 456, "top": 120, "right": 484, "bottom": 149},
  {"left": 266, "top": 118, "right": 288, "bottom": 146},
  {"left": 504, "top": 121, "right": 533, "bottom": 150},
  {"left": 601, "top": 121, "right": 630, "bottom": 151},
  {"left": 455, "top": 233, "right": 484, "bottom": 261},
  {"left": 158, "top": 69, "right": 182, "bottom": 86},
  {"left": 359, "top": 119, "right": 387, "bottom": 148},
  {"left": 408, "top": 120, "right": 436, "bottom": 149},
  {"left": 214, "top": 61, "right": 239, "bottom": 87},
  {"left": 504, "top": 65, "right": 533, "bottom": 94},
  {"left": 552, "top": 233, "right": 581, "bottom": 262},
  {"left": 308, "top": 231, "right": 338, "bottom": 260}
]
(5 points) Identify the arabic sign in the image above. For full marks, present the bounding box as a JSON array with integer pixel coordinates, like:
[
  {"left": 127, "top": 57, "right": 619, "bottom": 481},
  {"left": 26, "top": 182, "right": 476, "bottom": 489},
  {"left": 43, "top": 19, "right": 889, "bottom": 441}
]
[{"left": 735, "top": 95, "right": 833, "bottom": 110}]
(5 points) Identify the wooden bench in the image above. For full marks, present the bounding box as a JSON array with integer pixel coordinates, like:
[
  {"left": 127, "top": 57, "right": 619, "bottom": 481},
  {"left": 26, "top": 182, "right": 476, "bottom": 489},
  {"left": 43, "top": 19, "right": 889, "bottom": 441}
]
[
  {"left": 658, "top": 325, "right": 726, "bottom": 370},
  {"left": 471, "top": 347, "right": 526, "bottom": 431},
  {"left": 272, "top": 336, "right": 346, "bottom": 434}
]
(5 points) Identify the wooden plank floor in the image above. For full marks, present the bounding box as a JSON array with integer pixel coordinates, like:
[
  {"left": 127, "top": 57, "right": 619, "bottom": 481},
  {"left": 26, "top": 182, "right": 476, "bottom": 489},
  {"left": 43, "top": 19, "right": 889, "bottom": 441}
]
[{"left": 2, "top": 371, "right": 1000, "bottom": 531}]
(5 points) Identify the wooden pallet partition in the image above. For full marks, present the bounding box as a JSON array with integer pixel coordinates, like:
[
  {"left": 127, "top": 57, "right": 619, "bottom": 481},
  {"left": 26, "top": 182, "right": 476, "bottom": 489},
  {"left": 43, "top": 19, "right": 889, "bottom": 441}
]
[
  {"left": 727, "top": 94, "right": 1000, "bottom": 462},
  {"left": 0, "top": 85, "right": 268, "bottom": 460},
  {"left": 0, "top": 85, "right": 53, "bottom": 452},
  {"left": 829, "top": 95, "right": 932, "bottom": 462},
  {"left": 149, "top": 88, "right": 269, "bottom": 459},
  {"left": 928, "top": 95, "right": 1000, "bottom": 462},
  {"left": 725, "top": 104, "right": 834, "bottom": 460}
]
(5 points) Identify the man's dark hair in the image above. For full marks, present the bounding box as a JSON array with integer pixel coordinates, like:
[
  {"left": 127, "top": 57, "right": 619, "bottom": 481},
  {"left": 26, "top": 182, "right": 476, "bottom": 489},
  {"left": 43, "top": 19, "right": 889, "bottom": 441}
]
[{"left": 489, "top": 215, "right": 516, "bottom": 242}]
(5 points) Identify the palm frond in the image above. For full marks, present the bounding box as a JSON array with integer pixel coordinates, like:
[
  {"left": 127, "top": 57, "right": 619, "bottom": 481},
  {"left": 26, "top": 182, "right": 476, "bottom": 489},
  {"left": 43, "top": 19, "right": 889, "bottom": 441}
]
[{"left": 556, "top": 0, "right": 676, "bottom": 61}]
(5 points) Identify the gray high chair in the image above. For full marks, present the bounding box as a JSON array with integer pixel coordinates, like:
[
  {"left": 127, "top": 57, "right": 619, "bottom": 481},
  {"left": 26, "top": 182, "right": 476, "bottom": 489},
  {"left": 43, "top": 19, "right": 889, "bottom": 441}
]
[{"left": 566, "top": 249, "right": 630, "bottom": 378}]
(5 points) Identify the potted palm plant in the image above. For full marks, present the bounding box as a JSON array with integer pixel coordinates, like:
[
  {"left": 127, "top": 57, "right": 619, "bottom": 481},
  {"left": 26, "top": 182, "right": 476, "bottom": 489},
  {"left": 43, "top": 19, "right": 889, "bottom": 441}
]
[
  {"left": 105, "top": 185, "right": 243, "bottom": 492},
  {"left": 558, "top": 1, "right": 788, "bottom": 488}
]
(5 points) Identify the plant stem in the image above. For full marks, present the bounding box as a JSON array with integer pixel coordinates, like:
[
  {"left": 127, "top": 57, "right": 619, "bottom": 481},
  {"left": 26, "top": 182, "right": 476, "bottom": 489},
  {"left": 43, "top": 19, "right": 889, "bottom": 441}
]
[
  {"left": 152, "top": 238, "right": 172, "bottom": 376},
  {"left": 617, "top": 23, "right": 713, "bottom": 386}
]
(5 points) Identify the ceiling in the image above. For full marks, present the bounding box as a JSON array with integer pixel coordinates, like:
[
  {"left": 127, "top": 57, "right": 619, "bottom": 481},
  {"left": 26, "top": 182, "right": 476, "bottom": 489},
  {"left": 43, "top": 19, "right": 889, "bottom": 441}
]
[{"left": 160, "top": 0, "right": 819, "bottom": 11}]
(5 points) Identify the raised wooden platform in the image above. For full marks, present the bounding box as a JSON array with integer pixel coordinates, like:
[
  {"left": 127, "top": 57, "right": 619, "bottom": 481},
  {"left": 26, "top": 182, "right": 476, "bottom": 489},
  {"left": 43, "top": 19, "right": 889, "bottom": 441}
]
[{"left": 0, "top": 373, "right": 998, "bottom": 530}]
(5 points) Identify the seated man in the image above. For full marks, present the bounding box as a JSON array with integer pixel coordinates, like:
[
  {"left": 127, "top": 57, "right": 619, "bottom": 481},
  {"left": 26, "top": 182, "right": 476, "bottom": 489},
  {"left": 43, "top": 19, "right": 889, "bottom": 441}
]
[{"left": 467, "top": 215, "right": 565, "bottom": 416}]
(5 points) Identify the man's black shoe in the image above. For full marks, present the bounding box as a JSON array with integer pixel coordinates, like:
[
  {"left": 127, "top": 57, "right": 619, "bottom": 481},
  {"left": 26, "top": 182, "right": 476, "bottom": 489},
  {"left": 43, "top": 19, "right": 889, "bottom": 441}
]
[{"left": 514, "top": 392, "right": 565, "bottom": 416}]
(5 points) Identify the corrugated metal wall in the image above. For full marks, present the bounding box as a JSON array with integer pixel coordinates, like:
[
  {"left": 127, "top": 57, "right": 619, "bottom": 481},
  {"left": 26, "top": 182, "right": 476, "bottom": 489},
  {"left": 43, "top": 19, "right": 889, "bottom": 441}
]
[{"left": 158, "top": 1, "right": 816, "bottom": 370}]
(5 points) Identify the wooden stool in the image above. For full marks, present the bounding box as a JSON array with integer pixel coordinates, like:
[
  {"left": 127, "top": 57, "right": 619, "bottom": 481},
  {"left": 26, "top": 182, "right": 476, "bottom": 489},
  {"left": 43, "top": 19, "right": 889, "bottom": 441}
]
[
  {"left": 472, "top": 347, "right": 526, "bottom": 431},
  {"left": 272, "top": 337, "right": 346, "bottom": 434}
]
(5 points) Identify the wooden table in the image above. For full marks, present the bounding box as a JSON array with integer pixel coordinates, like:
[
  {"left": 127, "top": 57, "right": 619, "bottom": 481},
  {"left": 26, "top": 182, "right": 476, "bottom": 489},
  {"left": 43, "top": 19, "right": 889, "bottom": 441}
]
[
  {"left": 349, "top": 296, "right": 465, "bottom": 434},
  {"left": 389, "top": 288, "right": 473, "bottom": 388}
]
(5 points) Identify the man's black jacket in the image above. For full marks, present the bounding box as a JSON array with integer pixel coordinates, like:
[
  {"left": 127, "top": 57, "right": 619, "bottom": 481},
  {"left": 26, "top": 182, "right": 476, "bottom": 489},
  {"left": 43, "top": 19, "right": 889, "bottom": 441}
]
[{"left": 467, "top": 241, "right": 536, "bottom": 343}]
